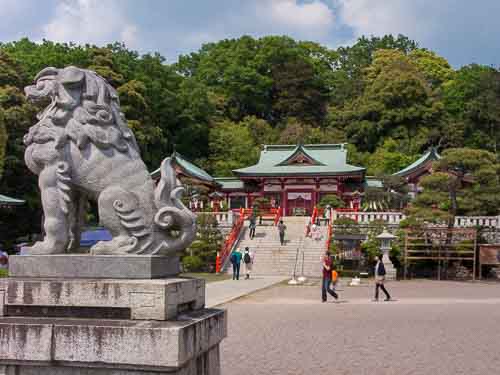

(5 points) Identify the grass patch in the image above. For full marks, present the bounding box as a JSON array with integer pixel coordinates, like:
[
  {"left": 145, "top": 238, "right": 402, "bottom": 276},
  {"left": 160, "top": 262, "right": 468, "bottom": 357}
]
[
  {"left": 181, "top": 272, "right": 231, "bottom": 283},
  {"left": 0, "top": 268, "right": 8, "bottom": 278}
]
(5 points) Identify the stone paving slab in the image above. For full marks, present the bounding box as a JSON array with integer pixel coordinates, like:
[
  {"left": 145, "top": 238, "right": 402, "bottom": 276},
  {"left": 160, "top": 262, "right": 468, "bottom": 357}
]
[{"left": 205, "top": 276, "right": 287, "bottom": 307}]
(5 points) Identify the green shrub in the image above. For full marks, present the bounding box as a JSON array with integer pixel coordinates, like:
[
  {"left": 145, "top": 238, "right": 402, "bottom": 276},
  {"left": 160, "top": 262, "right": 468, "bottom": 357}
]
[
  {"left": 0, "top": 268, "right": 8, "bottom": 278},
  {"left": 318, "top": 194, "right": 345, "bottom": 209},
  {"left": 182, "top": 255, "right": 204, "bottom": 272}
]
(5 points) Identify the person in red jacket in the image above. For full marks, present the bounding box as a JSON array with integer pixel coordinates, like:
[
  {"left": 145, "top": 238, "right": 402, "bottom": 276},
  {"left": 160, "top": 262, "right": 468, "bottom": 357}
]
[{"left": 322, "top": 251, "right": 338, "bottom": 302}]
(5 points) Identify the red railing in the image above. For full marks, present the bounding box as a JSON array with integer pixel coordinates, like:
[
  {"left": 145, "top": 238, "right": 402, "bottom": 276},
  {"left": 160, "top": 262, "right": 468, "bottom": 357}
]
[
  {"left": 325, "top": 209, "right": 334, "bottom": 251},
  {"left": 217, "top": 207, "right": 282, "bottom": 273},
  {"left": 217, "top": 209, "right": 246, "bottom": 273}
]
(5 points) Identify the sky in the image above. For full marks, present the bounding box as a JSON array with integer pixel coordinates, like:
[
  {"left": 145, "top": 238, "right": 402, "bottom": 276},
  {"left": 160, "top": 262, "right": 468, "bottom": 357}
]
[{"left": 0, "top": 0, "right": 499, "bottom": 68}]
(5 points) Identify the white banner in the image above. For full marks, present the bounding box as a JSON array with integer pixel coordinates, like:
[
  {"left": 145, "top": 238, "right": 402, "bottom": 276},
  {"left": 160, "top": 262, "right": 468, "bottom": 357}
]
[{"left": 287, "top": 192, "right": 312, "bottom": 200}]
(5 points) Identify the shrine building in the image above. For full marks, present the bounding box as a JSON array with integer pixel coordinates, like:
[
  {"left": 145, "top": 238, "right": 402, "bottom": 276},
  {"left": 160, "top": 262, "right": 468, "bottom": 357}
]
[
  {"left": 222, "top": 144, "right": 365, "bottom": 215},
  {"left": 150, "top": 144, "right": 441, "bottom": 216}
]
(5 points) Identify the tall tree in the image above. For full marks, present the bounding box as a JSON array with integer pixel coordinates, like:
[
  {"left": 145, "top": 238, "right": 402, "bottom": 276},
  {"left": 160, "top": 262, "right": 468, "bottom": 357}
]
[
  {"left": 0, "top": 51, "right": 40, "bottom": 245},
  {"left": 208, "top": 119, "right": 259, "bottom": 176},
  {"left": 332, "top": 49, "right": 443, "bottom": 153},
  {"left": 410, "top": 148, "right": 500, "bottom": 224}
]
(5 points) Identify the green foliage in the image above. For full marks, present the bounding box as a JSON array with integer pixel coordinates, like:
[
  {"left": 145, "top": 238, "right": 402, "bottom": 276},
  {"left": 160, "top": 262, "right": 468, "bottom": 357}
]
[
  {"left": 333, "top": 217, "right": 360, "bottom": 234},
  {"left": 208, "top": 119, "right": 259, "bottom": 176},
  {"left": 334, "top": 49, "right": 443, "bottom": 154},
  {"left": 0, "top": 34, "right": 499, "bottom": 246},
  {"left": 182, "top": 255, "right": 204, "bottom": 272},
  {"left": 185, "top": 213, "right": 223, "bottom": 272},
  {"left": 367, "top": 139, "right": 417, "bottom": 175},
  {"left": 0, "top": 112, "right": 6, "bottom": 179},
  {"left": 410, "top": 148, "right": 500, "bottom": 223},
  {"left": 318, "top": 194, "right": 345, "bottom": 209}
]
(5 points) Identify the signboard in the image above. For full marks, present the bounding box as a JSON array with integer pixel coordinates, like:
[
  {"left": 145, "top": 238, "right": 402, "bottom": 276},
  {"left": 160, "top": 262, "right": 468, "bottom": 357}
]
[{"left": 479, "top": 245, "right": 500, "bottom": 265}]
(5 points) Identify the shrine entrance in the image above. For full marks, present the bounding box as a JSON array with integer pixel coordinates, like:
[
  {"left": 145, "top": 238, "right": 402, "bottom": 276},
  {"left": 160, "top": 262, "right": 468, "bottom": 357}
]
[{"left": 286, "top": 192, "right": 312, "bottom": 216}]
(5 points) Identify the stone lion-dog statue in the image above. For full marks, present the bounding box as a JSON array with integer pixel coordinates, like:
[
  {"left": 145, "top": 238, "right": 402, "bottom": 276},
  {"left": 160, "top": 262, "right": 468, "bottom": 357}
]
[{"left": 23, "top": 66, "right": 196, "bottom": 255}]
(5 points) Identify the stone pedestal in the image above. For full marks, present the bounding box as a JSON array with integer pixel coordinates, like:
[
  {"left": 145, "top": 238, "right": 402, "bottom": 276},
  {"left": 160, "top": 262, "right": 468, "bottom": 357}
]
[
  {"left": 382, "top": 253, "right": 397, "bottom": 280},
  {"left": 0, "top": 255, "right": 226, "bottom": 375}
]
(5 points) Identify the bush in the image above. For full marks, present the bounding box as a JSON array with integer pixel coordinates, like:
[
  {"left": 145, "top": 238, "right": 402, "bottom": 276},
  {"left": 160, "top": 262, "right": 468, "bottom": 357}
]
[
  {"left": 182, "top": 255, "right": 204, "bottom": 272},
  {"left": 0, "top": 268, "right": 8, "bottom": 278},
  {"left": 318, "top": 194, "right": 345, "bottom": 209}
]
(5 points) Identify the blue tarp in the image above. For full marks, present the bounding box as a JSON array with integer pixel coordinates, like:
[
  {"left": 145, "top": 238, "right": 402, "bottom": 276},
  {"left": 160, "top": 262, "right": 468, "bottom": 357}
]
[{"left": 80, "top": 228, "right": 112, "bottom": 247}]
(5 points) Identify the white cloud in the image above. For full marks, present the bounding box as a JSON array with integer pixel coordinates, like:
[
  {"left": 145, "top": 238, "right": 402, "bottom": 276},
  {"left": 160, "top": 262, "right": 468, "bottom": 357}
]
[
  {"left": 269, "top": 0, "right": 335, "bottom": 29},
  {"left": 42, "top": 0, "right": 140, "bottom": 48},
  {"left": 337, "top": 0, "right": 426, "bottom": 39}
]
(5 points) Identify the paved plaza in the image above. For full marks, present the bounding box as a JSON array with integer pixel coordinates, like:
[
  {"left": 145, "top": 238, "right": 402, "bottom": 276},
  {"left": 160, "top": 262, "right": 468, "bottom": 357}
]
[
  {"left": 206, "top": 276, "right": 287, "bottom": 307},
  {"left": 220, "top": 279, "right": 500, "bottom": 375}
]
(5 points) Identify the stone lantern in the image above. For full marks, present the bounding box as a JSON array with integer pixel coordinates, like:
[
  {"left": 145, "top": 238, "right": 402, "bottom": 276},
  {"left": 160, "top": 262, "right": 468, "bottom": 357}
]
[{"left": 376, "top": 228, "right": 397, "bottom": 280}]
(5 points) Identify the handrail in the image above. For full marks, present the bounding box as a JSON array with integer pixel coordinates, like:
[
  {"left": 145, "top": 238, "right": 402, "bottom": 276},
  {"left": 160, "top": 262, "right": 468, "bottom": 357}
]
[
  {"left": 274, "top": 206, "right": 282, "bottom": 225},
  {"left": 325, "top": 209, "right": 334, "bottom": 252},
  {"left": 218, "top": 210, "right": 246, "bottom": 271},
  {"left": 218, "top": 206, "right": 282, "bottom": 272}
]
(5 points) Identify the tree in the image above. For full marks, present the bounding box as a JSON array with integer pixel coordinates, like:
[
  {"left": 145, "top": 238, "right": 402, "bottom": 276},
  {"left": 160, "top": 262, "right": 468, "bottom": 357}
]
[
  {"left": 333, "top": 49, "right": 444, "bottom": 153},
  {"left": 208, "top": 119, "right": 259, "bottom": 176},
  {"left": 331, "top": 34, "right": 419, "bottom": 105},
  {"left": 0, "top": 51, "right": 40, "bottom": 246},
  {"left": 176, "top": 35, "right": 333, "bottom": 125},
  {"left": 318, "top": 194, "right": 345, "bottom": 209},
  {"left": 240, "top": 116, "right": 279, "bottom": 145},
  {"left": 410, "top": 148, "right": 500, "bottom": 224},
  {"left": 0, "top": 110, "right": 6, "bottom": 179},
  {"left": 367, "top": 138, "right": 417, "bottom": 175},
  {"left": 443, "top": 65, "right": 500, "bottom": 154},
  {"left": 184, "top": 213, "right": 223, "bottom": 272},
  {"left": 408, "top": 49, "right": 453, "bottom": 88}
]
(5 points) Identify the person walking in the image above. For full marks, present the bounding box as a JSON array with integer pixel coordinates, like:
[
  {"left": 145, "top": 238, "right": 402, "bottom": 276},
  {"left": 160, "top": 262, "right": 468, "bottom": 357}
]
[
  {"left": 321, "top": 251, "right": 338, "bottom": 302},
  {"left": 249, "top": 215, "right": 256, "bottom": 240},
  {"left": 243, "top": 247, "right": 254, "bottom": 279},
  {"left": 373, "top": 255, "right": 391, "bottom": 301},
  {"left": 230, "top": 248, "right": 243, "bottom": 280},
  {"left": 277, "top": 220, "right": 287, "bottom": 245}
]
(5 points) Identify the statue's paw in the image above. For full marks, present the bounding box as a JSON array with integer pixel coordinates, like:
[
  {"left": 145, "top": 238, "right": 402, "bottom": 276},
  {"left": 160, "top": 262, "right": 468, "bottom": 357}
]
[
  {"left": 90, "top": 237, "right": 138, "bottom": 255},
  {"left": 24, "top": 241, "right": 64, "bottom": 255}
]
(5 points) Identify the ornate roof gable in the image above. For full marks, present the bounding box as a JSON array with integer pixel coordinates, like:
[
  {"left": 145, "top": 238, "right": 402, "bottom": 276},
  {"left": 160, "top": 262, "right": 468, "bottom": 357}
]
[{"left": 276, "top": 145, "right": 325, "bottom": 166}]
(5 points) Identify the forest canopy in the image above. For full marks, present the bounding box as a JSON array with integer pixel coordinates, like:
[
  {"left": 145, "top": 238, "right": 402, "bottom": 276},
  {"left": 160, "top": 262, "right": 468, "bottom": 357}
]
[{"left": 0, "top": 34, "right": 499, "bottom": 242}]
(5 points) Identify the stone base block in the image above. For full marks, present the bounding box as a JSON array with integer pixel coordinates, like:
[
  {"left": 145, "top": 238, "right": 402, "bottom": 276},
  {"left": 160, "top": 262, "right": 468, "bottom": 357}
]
[
  {"left": 9, "top": 255, "right": 179, "bottom": 279},
  {"left": 0, "top": 277, "right": 205, "bottom": 321},
  {"left": 0, "top": 309, "right": 226, "bottom": 371},
  {"left": 0, "top": 346, "right": 220, "bottom": 374}
]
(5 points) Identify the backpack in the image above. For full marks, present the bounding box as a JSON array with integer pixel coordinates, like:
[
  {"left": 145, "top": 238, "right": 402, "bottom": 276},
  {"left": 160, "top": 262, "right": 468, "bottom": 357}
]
[
  {"left": 230, "top": 253, "right": 236, "bottom": 264},
  {"left": 244, "top": 253, "right": 251, "bottom": 264}
]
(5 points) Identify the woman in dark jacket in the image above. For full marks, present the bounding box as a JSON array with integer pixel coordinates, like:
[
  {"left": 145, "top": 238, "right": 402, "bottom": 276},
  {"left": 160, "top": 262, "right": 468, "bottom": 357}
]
[{"left": 374, "top": 255, "right": 391, "bottom": 301}]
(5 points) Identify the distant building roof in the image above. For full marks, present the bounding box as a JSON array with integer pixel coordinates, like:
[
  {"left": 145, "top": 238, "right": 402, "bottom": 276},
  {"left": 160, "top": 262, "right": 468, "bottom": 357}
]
[
  {"left": 393, "top": 147, "right": 441, "bottom": 178},
  {"left": 151, "top": 152, "right": 220, "bottom": 188},
  {"left": 0, "top": 194, "right": 25, "bottom": 207},
  {"left": 233, "top": 144, "right": 365, "bottom": 177},
  {"left": 215, "top": 177, "right": 244, "bottom": 190}
]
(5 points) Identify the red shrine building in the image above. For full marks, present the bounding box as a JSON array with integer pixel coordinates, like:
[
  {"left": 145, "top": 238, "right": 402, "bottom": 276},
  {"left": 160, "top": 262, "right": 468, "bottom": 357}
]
[
  {"left": 225, "top": 144, "right": 365, "bottom": 215},
  {"left": 151, "top": 144, "right": 440, "bottom": 215}
]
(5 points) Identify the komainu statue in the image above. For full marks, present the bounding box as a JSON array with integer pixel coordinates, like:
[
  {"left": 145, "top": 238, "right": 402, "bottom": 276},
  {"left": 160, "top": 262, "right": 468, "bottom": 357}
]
[{"left": 23, "top": 66, "right": 196, "bottom": 255}]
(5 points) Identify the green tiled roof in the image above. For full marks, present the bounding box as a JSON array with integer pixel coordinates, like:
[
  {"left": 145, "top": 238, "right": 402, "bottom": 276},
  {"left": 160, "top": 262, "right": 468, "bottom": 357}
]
[
  {"left": 214, "top": 177, "right": 244, "bottom": 190},
  {"left": 0, "top": 194, "right": 25, "bottom": 206},
  {"left": 233, "top": 144, "right": 365, "bottom": 177},
  {"left": 151, "top": 152, "right": 219, "bottom": 187},
  {"left": 393, "top": 147, "right": 440, "bottom": 177}
]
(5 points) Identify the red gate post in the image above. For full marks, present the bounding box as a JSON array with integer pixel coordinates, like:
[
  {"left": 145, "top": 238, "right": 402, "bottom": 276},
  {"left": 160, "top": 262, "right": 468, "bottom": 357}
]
[{"left": 215, "top": 251, "right": 221, "bottom": 274}]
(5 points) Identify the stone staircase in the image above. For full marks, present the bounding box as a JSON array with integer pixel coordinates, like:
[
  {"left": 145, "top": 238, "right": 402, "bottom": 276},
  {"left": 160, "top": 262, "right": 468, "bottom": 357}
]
[{"left": 226, "top": 216, "right": 328, "bottom": 277}]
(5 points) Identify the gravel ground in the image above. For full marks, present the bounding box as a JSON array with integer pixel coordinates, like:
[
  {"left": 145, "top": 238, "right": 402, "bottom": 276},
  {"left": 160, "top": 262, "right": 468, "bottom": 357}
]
[{"left": 220, "top": 279, "right": 500, "bottom": 375}]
